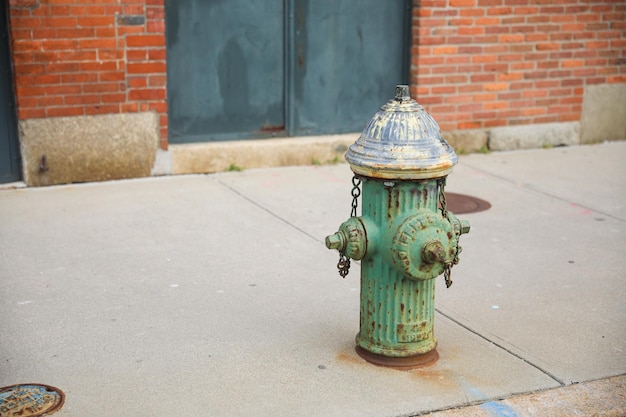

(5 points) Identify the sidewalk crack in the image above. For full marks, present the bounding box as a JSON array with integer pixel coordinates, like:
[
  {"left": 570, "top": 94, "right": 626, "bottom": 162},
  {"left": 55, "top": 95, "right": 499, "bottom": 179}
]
[
  {"left": 214, "top": 177, "right": 322, "bottom": 244},
  {"left": 436, "top": 308, "right": 566, "bottom": 386}
]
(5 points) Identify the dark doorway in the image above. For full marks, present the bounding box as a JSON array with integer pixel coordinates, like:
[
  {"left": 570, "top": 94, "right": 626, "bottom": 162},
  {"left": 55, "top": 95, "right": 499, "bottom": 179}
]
[{"left": 0, "top": 0, "right": 21, "bottom": 183}]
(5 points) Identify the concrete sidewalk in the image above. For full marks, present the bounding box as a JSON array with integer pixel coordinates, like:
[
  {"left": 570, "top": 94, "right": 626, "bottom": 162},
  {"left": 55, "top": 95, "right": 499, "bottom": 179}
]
[{"left": 1, "top": 142, "right": 625, "bottom": 416}]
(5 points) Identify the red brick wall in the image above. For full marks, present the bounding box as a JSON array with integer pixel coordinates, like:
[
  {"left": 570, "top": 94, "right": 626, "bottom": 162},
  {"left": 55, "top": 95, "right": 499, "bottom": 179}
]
[
  {"left": 6, "top": 0, "right": 625, "bottom": 151},
  {"left": 411, "top": 0, "right": 626, "bottom": 132},
  {"left": 8, "top": 0, "right": 168, "bottom": 149}
]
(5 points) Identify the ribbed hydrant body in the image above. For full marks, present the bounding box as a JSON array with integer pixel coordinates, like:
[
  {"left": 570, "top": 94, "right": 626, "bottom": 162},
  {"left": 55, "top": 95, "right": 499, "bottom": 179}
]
[{"left": 325, "top": 85, "right": 470, "bottom": 368}]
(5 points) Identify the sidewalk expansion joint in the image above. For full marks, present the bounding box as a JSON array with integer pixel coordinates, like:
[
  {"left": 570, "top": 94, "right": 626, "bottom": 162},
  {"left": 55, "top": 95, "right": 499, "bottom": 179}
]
[
  {"left": 214, "top": 178, "right": 323, "bottom": 244},
  {"left": 435, "top": 308, "right": 566, "bottom": 386}
]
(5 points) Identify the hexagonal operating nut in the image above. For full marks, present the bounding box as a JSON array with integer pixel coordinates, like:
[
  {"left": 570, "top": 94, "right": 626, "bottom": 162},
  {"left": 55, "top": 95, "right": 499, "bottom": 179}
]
[{"left": 422, "top": 240, "right": 447, "bottom": 264}]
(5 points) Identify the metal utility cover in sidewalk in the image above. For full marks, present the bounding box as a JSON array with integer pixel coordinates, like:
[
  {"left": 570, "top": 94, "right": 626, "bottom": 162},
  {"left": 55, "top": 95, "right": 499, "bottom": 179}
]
[{"left": 0, "top": 384, "right": 65, "bottom": 417}]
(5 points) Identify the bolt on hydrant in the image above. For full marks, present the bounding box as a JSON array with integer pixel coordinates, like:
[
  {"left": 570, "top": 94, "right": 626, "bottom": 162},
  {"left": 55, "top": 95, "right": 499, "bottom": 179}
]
[{"left": 325, "top": 85, "right": 470, "bottom": 369}]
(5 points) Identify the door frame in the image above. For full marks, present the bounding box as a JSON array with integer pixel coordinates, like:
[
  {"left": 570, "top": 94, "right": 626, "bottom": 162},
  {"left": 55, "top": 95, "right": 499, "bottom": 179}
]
[{"left": 0, "top": 0, "right": 21, "bottom": 183}]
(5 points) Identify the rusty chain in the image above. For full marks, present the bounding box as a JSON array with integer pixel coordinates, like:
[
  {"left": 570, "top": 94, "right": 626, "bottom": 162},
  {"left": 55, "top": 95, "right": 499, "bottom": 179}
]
[
  {"left": 438, "top": 177, "right": 448, "bottom": 220},
  {"left": 337, "top": 175, "right": 361, "bottom": 278},
  {"left": 438, "top": 177, "right": 457, "bottom": 288},
  {"left": 350, "top": 175, "right": 361, "bottom": 217}
]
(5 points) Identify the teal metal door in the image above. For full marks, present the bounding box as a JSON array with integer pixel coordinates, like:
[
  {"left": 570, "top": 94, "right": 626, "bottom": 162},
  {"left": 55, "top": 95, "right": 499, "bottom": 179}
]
[
  {"left": 289, "top": 0, "right": 410, "bottom": 136},
  {"left": 166, "top": 0, "right": 285, "bottom": 143},
  {"left": 0, "top": 0, "right": 21, "bottom": 183},
  {"left": 165, "top": 0, "right": 410, "bottom": 143}
]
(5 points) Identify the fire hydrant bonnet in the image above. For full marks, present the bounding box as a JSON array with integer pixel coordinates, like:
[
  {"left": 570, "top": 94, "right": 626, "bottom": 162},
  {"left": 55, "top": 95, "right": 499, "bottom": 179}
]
[{"left": 346, "top": 85, "right": 458, "bottom": 180}]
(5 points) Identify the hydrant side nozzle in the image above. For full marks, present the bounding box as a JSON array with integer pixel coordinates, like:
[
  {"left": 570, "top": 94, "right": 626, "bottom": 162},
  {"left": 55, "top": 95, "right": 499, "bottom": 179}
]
[
  {"left": 325, "top": 232, "right": 344, "bottom": 251},
  {"left": 460, "top": 220, "right": 471, "bottom": 235},
  {"left": 448, "top": 213, "right": 471, "bottom": 238},
  {"left": 325, "top": 217, "right": 370, "bottom": 261}
]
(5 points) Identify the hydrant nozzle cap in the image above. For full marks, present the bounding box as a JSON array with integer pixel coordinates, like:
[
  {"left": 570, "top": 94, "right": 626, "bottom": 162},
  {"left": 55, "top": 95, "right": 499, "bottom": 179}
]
[
  {"left": 325, "top": 232, "right": 344, "bottom": 250},
  {"left": 346, "top": 85, "right": 458, "bottom": 180}
]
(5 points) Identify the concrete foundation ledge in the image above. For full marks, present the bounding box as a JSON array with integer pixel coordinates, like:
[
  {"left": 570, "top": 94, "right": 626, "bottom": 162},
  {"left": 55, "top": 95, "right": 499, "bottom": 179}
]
[
  {"left": 170, "top": 133, "right": 358, "bottom": 175},
  {"left": 581, "top": 83, "right": 626, "bottom": 143},
  {"left": 19, "top": 112, "right": 159, "bottom": 186},
  {"left": 442, "top": 129, "right": 488, "bottom": 154},
  {"left": 489, "top": 122, "right": 580, "bottom": 151},
  {"left": 420, "top": 375, "right": 626, "bottom": 417}
]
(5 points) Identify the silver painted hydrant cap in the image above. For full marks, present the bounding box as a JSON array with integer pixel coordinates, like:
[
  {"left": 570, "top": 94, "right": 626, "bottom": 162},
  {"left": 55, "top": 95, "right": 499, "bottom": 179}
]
[{"left": 345, "top": 85, "right": 458, "bottom": 179}]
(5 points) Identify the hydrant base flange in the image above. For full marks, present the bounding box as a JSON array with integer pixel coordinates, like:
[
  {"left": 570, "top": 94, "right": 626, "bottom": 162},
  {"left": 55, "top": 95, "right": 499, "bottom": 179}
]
[{"left": 355, "top": 346, "right": 439, "bottom": 370}]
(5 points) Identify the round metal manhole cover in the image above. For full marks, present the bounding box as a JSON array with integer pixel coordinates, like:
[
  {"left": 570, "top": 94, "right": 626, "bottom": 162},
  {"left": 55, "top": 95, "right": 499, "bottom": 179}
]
[
  {"left": 0, "top": 384, "right": 64, "bottom": 417},
  {"left": 445, "top": 193, "right": 491, "bottom": 214}
]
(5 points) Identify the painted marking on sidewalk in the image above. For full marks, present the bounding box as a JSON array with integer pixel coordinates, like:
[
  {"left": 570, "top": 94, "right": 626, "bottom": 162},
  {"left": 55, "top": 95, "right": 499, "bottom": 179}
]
[{"left": 481, "top": 401, "right": 520, "bottom": 417}]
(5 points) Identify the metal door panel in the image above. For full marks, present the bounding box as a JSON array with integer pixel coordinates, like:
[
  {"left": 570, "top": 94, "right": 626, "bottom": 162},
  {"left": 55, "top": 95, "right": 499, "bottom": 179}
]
[
  {"left": 165, "top": 0, "right": 409, "bottom": 143},
  {"left": 290, "top": 0, "right": 410, "bottom": 136},
  {"left": 166, "top": 0, "right": 285, "bottom": 143}
]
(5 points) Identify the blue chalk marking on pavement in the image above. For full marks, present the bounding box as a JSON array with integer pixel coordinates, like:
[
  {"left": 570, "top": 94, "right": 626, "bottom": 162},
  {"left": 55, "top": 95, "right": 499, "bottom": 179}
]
[{"left": 480, "top": 401, "right": 520, "bottom": 417}]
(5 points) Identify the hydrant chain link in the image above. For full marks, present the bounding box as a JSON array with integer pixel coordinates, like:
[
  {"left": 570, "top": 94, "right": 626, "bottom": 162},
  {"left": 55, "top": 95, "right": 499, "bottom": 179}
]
[
  {"left": 437, "top": 177, "right": 448, "bottom": 220},
  {"left": 350, "top": 175, "right": 361, "bottom": 217},
  {"left": 337, "top": 256, "right": 350, "bottom": 278},
  {"left": 334, "top": 175, "right": 362, "bottom": 278},
  {"left": 437, "top": 176, "right": 456, "bottom": 288}
]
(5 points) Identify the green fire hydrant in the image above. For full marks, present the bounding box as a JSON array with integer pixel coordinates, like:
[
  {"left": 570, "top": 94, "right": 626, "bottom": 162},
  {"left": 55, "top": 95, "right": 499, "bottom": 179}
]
[{"left": 325, "top": 85, "right": 470, "bottom": 368}]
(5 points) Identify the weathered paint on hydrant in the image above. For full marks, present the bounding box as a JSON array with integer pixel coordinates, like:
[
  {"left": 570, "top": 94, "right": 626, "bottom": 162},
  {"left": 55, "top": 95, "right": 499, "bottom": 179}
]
[{"left": 325, "top": 85, "right": 470, "bottom": 369}]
